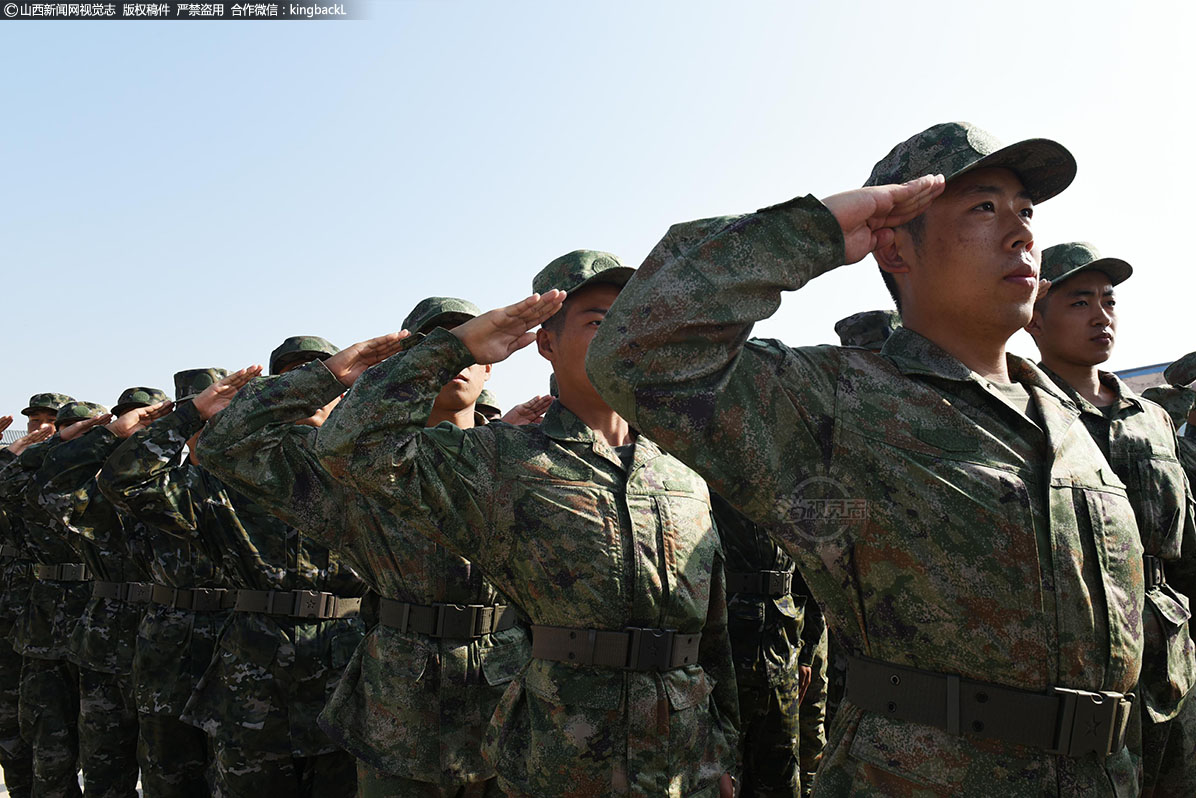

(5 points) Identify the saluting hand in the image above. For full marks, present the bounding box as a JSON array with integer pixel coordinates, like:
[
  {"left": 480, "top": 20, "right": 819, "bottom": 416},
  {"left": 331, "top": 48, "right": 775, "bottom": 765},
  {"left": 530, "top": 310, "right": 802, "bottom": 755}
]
[
  {"left": 58, "top": 413, "right": 114, "bottom": 442},
  {"left": 453, "top": 291, "right": 567, "bottom": 365},
  {"left": 107, "top": 401, "right": 175, "bottom": 439},
  {"left": 194, "top": 366, "right": 263, "bottom": 421},
  {"left": 0, "top": 416, "right": 11, "bottom": 436},
  {"left": 500, "top": 395, "right": 553, "bottom": 426},
  {"left": 822, "top": 174, "right": 946, "bottom": 264},
  {"left": 8, "top": 423, "right": 54, "bottom": 455},
  {"left": 324, "top": 331, "right": 411, "bottom": 388}
]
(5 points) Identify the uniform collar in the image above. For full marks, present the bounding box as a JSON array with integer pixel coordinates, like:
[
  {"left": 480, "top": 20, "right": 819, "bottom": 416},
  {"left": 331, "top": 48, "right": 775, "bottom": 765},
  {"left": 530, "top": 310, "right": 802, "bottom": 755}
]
[
  {"left": 1038, "top": 364, "right": 1143, "bottom": 418},
  {"left": 880, "top": 326, "right": 1073, "bottom": 403},
  {"left": 539, "top": 401, "right": 598, "bottom": 443}
]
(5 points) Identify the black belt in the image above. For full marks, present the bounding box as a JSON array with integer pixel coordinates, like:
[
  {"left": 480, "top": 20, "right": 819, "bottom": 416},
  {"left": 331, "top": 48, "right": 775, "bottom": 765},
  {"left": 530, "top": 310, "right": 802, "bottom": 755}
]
[
  {"left": 0, "top": 544, "right": 21, "bottom": 559},
  {"left": 726, "top": 570, "right": 792, "bottom": 597},
  {"left": 378, "top": 599, "right": 518, "bottom": 639},
  {"left": 33, "top": 563, "right": 90, "bottom": 581},
  {"left": 151, "top": 585, "right": 236, "bottom": 612},
  {"left": 1144, "top": 554, "right": 1167, "bottom": 589},
  {"left": 93, "top": 581, "right": 155, "bottom": 604},
  {"left": 846, "top": 655, "right": 1134, "bottom": 758},
  {"left": 532, "top": 625, "right": 701, "bottom": 672},
  {"left": 234, "top": 589, "right": 361, "bottom": 620}
]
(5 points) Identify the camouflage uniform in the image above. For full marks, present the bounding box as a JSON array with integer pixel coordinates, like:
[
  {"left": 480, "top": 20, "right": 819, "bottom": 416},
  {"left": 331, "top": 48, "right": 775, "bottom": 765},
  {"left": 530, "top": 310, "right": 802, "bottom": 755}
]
[
  {"left": 196, "top": 304, "right": 529, "bottom": 797},
  {"left": 96, "top": 375, "right": 239, "bottom": 798},
  {"left": 588, "top": 124, "right": 1150, "bottom": 796},
  {"left": 32, "top": 387, "right": 169, "bottom": 798},
  {"left": 314, "top": 251, "right": 740, "bottom": 798},
  {"left": 823, "top": 311, "right": 900, "bottom": 734},
  {"left": 1036, "top": 243, "right": 1196, "bottom": 796},
  {"left": 797, "top": 625, "right": 827, "bottom": 798},
  {"left": 2, "top": 402, "right": 109, "bottom": 798},
  {"left": 100, "top": 367, "right": 364, "bottom": 798},
  {"left": 475, "top": 390, "right": 502, "bottom": 422},
  {"left": 712, "top": 493, "right": 821, "bottom": 797}
]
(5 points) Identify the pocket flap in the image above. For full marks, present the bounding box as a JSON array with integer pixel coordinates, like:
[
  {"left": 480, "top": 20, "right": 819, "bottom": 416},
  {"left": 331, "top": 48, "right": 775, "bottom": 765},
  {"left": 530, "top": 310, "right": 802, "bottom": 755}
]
[
  {"left": 663, "top": 665, "right": 714, "bottom": 711},
  {"left": 1147, "top": 584, "right": 1192, "bottom": 628},
  {"left": 480, "top": 634, "right": 531, "bottom": 687}
]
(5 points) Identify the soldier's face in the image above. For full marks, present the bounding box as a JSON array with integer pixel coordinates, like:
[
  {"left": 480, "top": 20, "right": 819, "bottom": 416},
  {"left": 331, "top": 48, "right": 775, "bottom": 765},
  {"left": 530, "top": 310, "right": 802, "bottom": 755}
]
[
  {"left": 25, "top": 410, "right": 56, "bottom": 432},
  {"left": 536, "top": 283, "right": 621, "bottom": 402},
  {"left": 898, "top": 167, "right": 1041, "bottom": 334},
  {"left": 1026, "top": 271, "right": 1118, "bottom": 367}
]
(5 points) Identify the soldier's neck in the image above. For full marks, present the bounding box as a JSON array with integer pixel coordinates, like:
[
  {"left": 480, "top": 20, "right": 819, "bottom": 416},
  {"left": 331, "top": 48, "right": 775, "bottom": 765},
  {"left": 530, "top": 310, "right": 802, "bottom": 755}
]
[
  {"left": 427, "top": 405, "right": 476, "bottom": 430},
  {"left": 903, "top": 314, "right": 1011, "bottom": 383},
  {"left": 1040, "top": 357, "right": 1112, "bottom": 407},
  {"left": 559, "top": 390, "right": 633, "bottom": 448}
]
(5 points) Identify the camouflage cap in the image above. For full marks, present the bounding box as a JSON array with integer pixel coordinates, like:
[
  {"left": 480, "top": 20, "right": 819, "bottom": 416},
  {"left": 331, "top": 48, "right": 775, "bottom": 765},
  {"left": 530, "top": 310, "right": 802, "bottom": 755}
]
[
  {"left": 476, "top": 389, "right": 501, "bottom": 416},
  {"left": 1142, "top": 385, "right": 1196, "bottom": 429},
  {"left": 55, "top": 401, "right": 109, "bottom": 427},
  {"left": 834, "top": 310, "right": 901, "bottom": 351},
  {"left": 865, "top": 122, "right": 1076, "bottom": 204},
  {"left": 270, "top": 335, "right": 341, "bottom": 376},
  {"left": 21, "top": 393, "right": 75, "bottom": 416},
  {"left": 1164, "top": 351, "right": 1196, "bottom": 388},
  {"left": 1040, "top": 242, "right": 1132, "bottom": 290},
  {"left": 111, "top": 386, "right": 170, "bottom": 417},
  {"left": 532, "top": 250, "right": 634, "bottom": 296},
  {"left": 402, "top": 297, "right": 482, "bottom": 337},
  {"left": 174, "top": 368, "right": 229, "bottom": 402}
]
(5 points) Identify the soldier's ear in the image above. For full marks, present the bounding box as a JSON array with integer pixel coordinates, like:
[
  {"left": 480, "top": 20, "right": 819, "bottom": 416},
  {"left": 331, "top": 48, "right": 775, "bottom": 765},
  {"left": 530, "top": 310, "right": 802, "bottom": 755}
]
[
  {"left": 874, "top": 235, "right": 910, "bottom": 276},
  {"left": 536, "top": 327, "right": 556, "bottom": 362}
]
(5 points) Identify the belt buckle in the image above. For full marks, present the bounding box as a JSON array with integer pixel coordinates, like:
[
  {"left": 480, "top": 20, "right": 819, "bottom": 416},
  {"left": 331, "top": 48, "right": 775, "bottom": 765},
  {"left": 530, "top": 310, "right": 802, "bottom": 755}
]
[
  {"left": 767, "top": 571, "right": 791, "bottom": 596},
  {"left": 434, "top": 604, "right": 478, "bottom": 639},
  {"left": 1050, "top": 687, "right": 1134, "bottom": 757},
  {"left": 294, "top": 590, "right": 322, "bottom": 619},
  {"left": 626, "top": 627, "right": 675, "bottom": 671}
]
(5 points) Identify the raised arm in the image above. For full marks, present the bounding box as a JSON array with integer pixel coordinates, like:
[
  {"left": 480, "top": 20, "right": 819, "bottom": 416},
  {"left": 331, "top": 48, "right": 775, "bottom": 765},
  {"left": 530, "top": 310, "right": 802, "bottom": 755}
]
[
  {"left": 587, "top": 178, "right": 942, "bottom": 524},
  {"left": 34, "top": 426, "right": 124, "bottom": 542}
]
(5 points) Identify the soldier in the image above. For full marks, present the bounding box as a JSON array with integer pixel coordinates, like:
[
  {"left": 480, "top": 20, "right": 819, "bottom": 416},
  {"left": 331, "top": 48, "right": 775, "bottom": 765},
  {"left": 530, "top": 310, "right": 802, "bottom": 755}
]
[
  {"left": 97, "top": 371, "right": 238, "bottom": 798},
  {"left": 101, "top": 350, "right": 365, "bottom": 798},
  {"left": 196, "top": 298, "right": 534, "bottom": 798},
  {"left": 1, "top": 400, "right": 107, "bottom": 797},
  {"left": 589, "top": 122, "right": 1148, "bottom": 795},
  {"left": 0, "top": 393, "right": 71, "bottom": 798},
  {"left": 1025, "top": 244, "right": 1196, "bottom": 795},
  {"left": 33, "top": 387, "right": 172, "bottom": 798},
  {"left": 476, "top": 389, "right": 502, "bottom": 422},
  {"left": 712, "top": 493, "right": 821, "bottom": 798},
  {"left": 312, "top": 250, "right": 740, "bottom": 798}
]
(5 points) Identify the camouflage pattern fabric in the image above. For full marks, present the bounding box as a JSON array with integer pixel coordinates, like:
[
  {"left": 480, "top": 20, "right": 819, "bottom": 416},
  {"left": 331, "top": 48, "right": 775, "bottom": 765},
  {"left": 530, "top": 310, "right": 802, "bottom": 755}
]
[
  {"left": 21, "top": 394, "right": 75, "bottom": 417},
  {"left": 798, "top": 626, "right": 828, "bottom": 798},
  {"left": 137, "top": 713, "right": 214, "bottom": 797},
  {"left": 1042, "top": 367, "right": 1196, "bottom": 792},
  {"left": 196, "top": 363, "right": 530, "bottom": 787},
  {"left": 831, "top": 311, "right": 899, "bottom": 351},
  {"left": 77, "top": 667, "right": 139, "bottom": 798},
  {"left": 269, "top": 336, "right": 340, "bottom": 376},
  {"left": 356, "top": 761, "right": 503, "bottom": 798},
  {"left": 18, "top": 655, "right": 80, "bottom": 798},
  {"left": 97, "top": 401, "right": 364, "bottom": 775},
  {"left": 1165, "top": 351, "right": 1196, "bottom": 388},
  {"left": 587, "top": 194, "right": 1145, "bottom": 796},
  {"left": 313, "top": 332, "right": 740, "bottom": 798},
  {"left": 0, "top": 635, "right": 33, "bottom": 798},
  {"left": 711, "top": 493, "right": 803, "bottom": 796},
  {"left": 1147, "top": 688, "right": 1196, "bottom": 797},
  {"left": 210, "top": 742, "right": 355, "bottom": 798}
]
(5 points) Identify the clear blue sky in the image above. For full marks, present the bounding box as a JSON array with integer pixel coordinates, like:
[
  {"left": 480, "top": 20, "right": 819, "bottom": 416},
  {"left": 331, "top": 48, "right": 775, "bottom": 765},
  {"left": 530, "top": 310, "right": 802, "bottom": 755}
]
[{"left": 2, "top": 1, "right": 1192, "bottom": 418}]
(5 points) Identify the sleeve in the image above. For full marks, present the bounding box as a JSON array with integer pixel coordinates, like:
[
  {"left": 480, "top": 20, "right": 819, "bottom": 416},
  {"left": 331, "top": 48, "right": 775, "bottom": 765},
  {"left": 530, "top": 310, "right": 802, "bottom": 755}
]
[
  {"left": 196, "top": 360, "right": 375, "bottom": 554},
  {"left": 702, "top": 546, "right": 741, "bottom": 750},
  {"left": 34, "top": 427, "right": 123, "bottom": 542},
  {"left": 586, "top": 194, "right": 848, "bottom": 527},
  {"left": 794, "top": 567, "right": 825, "bottom": 667},
  {"left": 313, "top": 328, "right": 499, "bottom": 566},
  {"left": 97, "top": 402, "right": 204, "bottom": 535}
]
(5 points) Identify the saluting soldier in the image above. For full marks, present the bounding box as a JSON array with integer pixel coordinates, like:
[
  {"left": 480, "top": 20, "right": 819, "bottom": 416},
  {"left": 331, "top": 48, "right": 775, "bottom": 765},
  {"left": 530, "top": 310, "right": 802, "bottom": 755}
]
[
  {"left": 196, "top": 300, "right": 534, "bottom": 798},
  {"left": 312, "top": 251, "right": 740, "bottom": 798},
  {"left": 589, "top": 123, "right": 1148, "bottom": 795}
]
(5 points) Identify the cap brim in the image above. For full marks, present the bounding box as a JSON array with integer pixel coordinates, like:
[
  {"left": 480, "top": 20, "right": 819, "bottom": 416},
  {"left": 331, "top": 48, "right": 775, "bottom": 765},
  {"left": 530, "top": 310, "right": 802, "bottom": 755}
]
[
  {"left": 413, "top": 312, "right": 476, "bottom": 337},
  {"left": 20, "top": 406, "right": 54, "bottom": 416},
  {"left": 1049, "top": 257, "right": 1134, "bottom": 290},
  {"left": 569, "top": 267, "right": 635, "bottom": 295},
  {"left": 110, "top": 403, "right": 149, "bottom": 417},
  {"left": 948, "top": 138, "right": 1077, "bottom": 204},
  {"left": 270, "top": 352, "right": 331, "bottom": 376}
]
